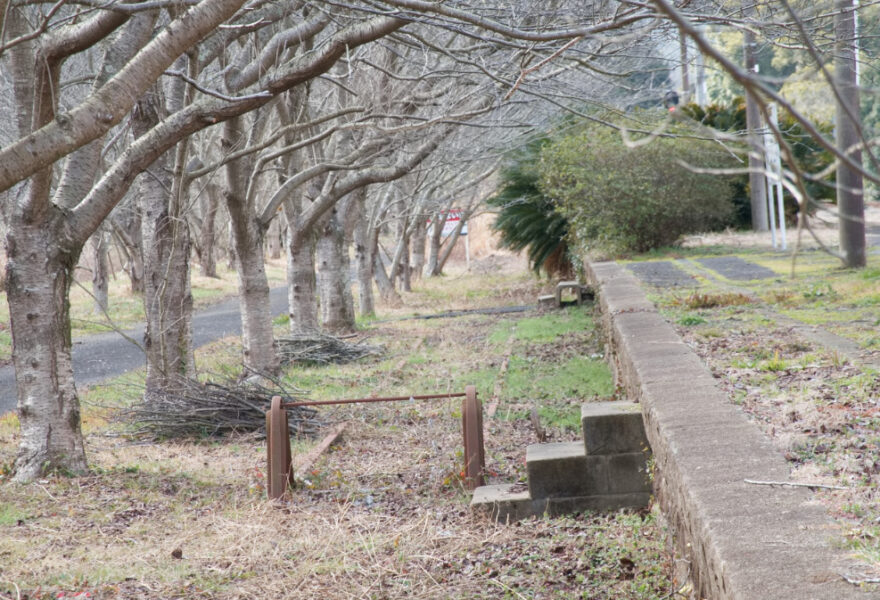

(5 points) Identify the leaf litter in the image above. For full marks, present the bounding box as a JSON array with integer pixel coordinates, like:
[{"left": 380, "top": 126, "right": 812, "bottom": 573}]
[{"left": 0, "top": 258, "right": 672, "bottom": 599}]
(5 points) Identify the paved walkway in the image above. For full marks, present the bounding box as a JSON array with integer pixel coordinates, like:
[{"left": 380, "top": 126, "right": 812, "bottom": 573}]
[
  {"left": 0, "top": 287, "right": 288, "bottom": 415},
  {"left": 625, "top": 254, "right": 880, "bottom": 371}
]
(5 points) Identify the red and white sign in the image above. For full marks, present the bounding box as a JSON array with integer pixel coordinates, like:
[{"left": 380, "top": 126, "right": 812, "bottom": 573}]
[{"left": 429, "top": 209, "right": 467, "bottom": 237}]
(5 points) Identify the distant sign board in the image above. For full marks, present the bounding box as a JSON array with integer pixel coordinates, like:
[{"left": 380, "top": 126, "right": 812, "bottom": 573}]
[{"left": 435, "top": 209, "right": 467, "bottom": 237}]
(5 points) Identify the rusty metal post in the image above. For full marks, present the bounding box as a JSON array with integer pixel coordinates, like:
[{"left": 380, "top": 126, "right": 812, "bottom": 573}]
[
  {"left": 266, "top": 395, "right": 292, "bottom": 500},
  {"left": 461, "top": 385, "right": 485, "bottom": 490}
]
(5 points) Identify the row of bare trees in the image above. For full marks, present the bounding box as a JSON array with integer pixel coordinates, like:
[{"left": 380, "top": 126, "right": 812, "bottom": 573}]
[{"left": 0, "top": 0, "right": 876, "bottom": 481}]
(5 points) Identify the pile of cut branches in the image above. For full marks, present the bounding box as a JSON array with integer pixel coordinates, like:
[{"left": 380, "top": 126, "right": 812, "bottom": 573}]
[
  {"left": 277, "top": 333, "right": 383, "bottom": 366},
  {"left": 123, "top": 375, "right": 321, "bottom": 440}
]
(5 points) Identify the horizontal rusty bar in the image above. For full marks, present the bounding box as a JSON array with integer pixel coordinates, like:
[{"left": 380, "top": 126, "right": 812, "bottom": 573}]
[{"left": 281, "top": 392, "right": 467, "bottom": 408}]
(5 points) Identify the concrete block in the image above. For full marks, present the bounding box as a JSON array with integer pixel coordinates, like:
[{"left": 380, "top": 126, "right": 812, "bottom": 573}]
[
  {"left": 472, "top": 485, "right": 651, "bottom": 522},
  {"left": 581, "top": 401, "right": 649, "bottom": 455},
  {"left": 526, "top": 442, "right": 606, "bottom": 499},
  {"left": 537, "top": 294, "right": 557, "bottom": 308},
  {"left": 555, "top": 280, "right": 584, "bottom": 305},
  {"left": 471, "top": 484, "right": 537, "bottom": 522},
  {"left": 605, "top": 452, "right": 652, "bottom": 494}
]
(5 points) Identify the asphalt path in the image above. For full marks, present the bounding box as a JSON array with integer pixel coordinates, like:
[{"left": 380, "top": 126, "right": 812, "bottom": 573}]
[{"left": 0, "top": 287, "right": 288, "bottom": 416}]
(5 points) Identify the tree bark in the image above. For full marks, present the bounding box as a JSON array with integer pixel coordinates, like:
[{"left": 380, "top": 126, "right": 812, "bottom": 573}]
[
  {"left": 352, "top": 189, "right": 375, "bottom": 317},
  {"left": 267, "top": 216, "right": 283, "bottom": 260},
  {"left": 285, "top": 207, "right": 320, "bottom": 333},
  {"left": 111, "top": 208, "right": 145, "bottom": 295},
  {"left": 132, "top": 91, "right": 195, "bottom": 394},
  {"left": 410, "top": 214, "right": 427, "bottom": 282},
  {"left": 90, "top": 228, "right": 110, "bottom": 314},
  {"left": 197, "top": 183, "right": 220, "bottom": 278},
  {"left": 223, "top": 116, "right": 279, "bottom": 374},
  {"left": 7, "top": 215, "right": 88, "bottom": 481},
  {"left": 424, "top": 205, "right": 452, "bottom": 277},
  {"left": 835, "top": 0, "right": 866, "bottom": 268},
  {"left": 317, "top": 198, "right": 356, "bottom": 333}
]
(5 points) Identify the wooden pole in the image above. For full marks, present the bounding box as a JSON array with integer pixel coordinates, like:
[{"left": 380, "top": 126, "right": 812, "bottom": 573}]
[
  {"left": 461, "top": 385, "right": 485, "bottom": 490},
  {"left": 267, "top": 395, "right": 292, "bottom": 500}
]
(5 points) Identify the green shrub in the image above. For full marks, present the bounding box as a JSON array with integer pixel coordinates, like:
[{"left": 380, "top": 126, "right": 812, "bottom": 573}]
[
  {"left": 540, "top": 116, "right": 737, "bottom": 255},
  {"left": 488, "top": 136, "right": 574, "bottom": 276}
]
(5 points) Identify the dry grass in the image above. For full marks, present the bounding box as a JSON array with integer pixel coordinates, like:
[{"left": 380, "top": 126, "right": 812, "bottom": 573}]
[{"left": 0, "top": 255, "right": 671, "bottom": 599}]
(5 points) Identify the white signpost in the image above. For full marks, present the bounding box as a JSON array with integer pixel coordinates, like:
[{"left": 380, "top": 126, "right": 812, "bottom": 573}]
[{"left": 763, "top": 104, "right": 787, "bottom": 250}]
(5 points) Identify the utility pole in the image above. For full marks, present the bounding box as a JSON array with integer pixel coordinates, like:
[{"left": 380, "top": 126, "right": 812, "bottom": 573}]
[
  {"left": 835, "top": 0, "right": 866, "bottom": 267},
  {"left": 743, "top": 28, "right": 769, "bottom": 232}
]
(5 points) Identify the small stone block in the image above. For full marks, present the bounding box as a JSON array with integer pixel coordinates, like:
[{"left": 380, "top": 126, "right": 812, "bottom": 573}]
[
  {"left": 538, "top": 294, "right": 557, "bottom": 307},
  {"left": 556, "top": 281, "right": 584, "bottom": 305},
  {"left": 526, "top": 442, "right": 606, "bottom": 499},
  {"left": 582, "top": 401, "right": 650, "bottom": 455},
  {"left": 471, "top": 484, "right": 537, "bottom": 522}
]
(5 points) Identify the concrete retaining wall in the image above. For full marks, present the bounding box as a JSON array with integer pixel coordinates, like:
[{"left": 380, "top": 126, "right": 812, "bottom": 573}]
[{"left": 585, "top": 261, "right": 870, "bottom": 600}]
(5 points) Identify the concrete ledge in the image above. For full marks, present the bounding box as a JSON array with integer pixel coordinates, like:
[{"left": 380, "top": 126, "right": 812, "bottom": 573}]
[
  {"left": 472, "top": 483, "right": 650, "bottom": 522},
  {"left": 585, "top": 261, "right": 870, "bottom": 599}
]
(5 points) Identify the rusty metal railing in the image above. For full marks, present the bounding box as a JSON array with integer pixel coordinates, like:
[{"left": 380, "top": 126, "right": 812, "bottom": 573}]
[{"left": 265, "top": 386, "right": 484, "bottom": 500}]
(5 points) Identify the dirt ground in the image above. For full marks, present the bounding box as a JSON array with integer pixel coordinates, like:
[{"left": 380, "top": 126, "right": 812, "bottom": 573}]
[{"left": 0, "top": 260, "right": 672, "bottom": 599}]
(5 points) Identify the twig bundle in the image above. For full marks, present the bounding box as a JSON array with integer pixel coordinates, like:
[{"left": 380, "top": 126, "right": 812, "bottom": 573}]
[
  {"left": 123, "top": 375, "right": 321, "bottom": 439},
  {"left": 277, "top": 333, "right": 383, "bottom": 365}
]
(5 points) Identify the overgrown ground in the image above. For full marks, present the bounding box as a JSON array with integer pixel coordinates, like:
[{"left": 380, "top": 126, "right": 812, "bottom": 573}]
[
  {"left": 0, "top": 255, "right": 672, "bottom": 599},
  {"left": 630, "top": 248, "right": 880, "bottom": 573}
]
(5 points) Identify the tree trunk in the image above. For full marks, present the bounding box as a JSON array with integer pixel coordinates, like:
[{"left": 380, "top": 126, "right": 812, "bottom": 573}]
[
  {"left": 90, "top": 228, "right": 110, "bottom": 313},
  {"left": 743, "top": 28, "right": 769, "bottom": 232},
  {"left": 133, "top": 92, "right": 195, "bottom": 394},
  {"left": 835, "top": 0, "right": 866, "bottom": 268},
  {"left": 352, "top": 190, "right": 375, "bottom": 317},
  {"left": 396, "top": 216, "right": 412, "bottom": 292},
  {"left": 7, "top": 216, "right": 88, "bottom": 481},
  {"left": 111, "top": 208, "right": 145, "bottom": 294},
  {"left": 285, "top": 213, "right": 320, "bottom": 334},
  {"left": 424, "top": 208, "right": 446, "bottom": 277},
  {"left": 410, "top": 215, "right": 427, "bottom": 282},
  {"left": 198, "top": 183, "right": 220, "bottom": 278},
  {"left": 317, "top": 199, "right": 356, "bottom": 333},
  {"left": 223, "top": 116, "right": 279, "bottom": 374},
  {"left": 267, "top": 216, "right": 282, "bottom": 260},
  {"left": 373, "top": 250, "right": 401, "bottom": 305},
  {"left": 437, "top": 212, "right": 468, "bottom": 273}
]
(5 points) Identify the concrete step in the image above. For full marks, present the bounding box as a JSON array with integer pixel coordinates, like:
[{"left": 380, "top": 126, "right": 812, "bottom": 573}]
[
  {"left": 471, "top": 483, "right": 652, "bottom": 522},
  {"left": 472, "top": 401, "right": 653, "bottom": 522},
  {"left": 582, "top": 401, "right": 649, "bottom": 456},
  {"left": 526, "top": 441, "right": 651, "bottom": 499}
]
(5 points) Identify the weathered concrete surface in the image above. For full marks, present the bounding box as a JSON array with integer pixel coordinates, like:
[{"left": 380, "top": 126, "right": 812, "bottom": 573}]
[
  {"left": 582, "top": 401, "right": 649, "bottom": 455},
  {"left": 627, "top": 260, "right": 697, "bottom": 288},
  {"left": 472, "top": 402, "right": 652, "bottom": 521},
  {"left": 472, "top": 483, "right": 651, "bottom": 523},
  {"left": 585, "top": 260, "right": 872, "bottom": 600}
]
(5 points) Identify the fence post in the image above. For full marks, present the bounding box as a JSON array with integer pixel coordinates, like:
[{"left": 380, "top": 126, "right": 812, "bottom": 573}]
[
  {"left": 267, "top": 395, "right": 292, "bottom": 500},
  {"left": 461, "top": 385, "right": 485, "bottom": 490}
]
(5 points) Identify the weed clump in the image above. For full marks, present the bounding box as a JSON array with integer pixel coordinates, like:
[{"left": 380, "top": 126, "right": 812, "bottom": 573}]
[{"left": 676, "top": 291, "right": 753, "bottom": 309}]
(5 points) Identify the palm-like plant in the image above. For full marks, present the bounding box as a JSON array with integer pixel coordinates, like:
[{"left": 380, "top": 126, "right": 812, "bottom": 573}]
[{"left": 488, "top": 138, "right": 572, "bottom": 276}]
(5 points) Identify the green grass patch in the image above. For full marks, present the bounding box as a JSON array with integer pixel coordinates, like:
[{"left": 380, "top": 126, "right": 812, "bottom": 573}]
[
  {"left": 505, "top": 355, "right": 613, "bottom": 402},
  {"left": 507, "top": 307, "right": 595, "bottom": 343}
]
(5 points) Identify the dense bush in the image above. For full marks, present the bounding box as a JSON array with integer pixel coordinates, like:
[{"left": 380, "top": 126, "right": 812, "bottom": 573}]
[
  {"left": 488, "top": 137, "right": 574, "bottom": 276},
  {"left": 540, "top": 117, "right": 737, "bottom": 255}
]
